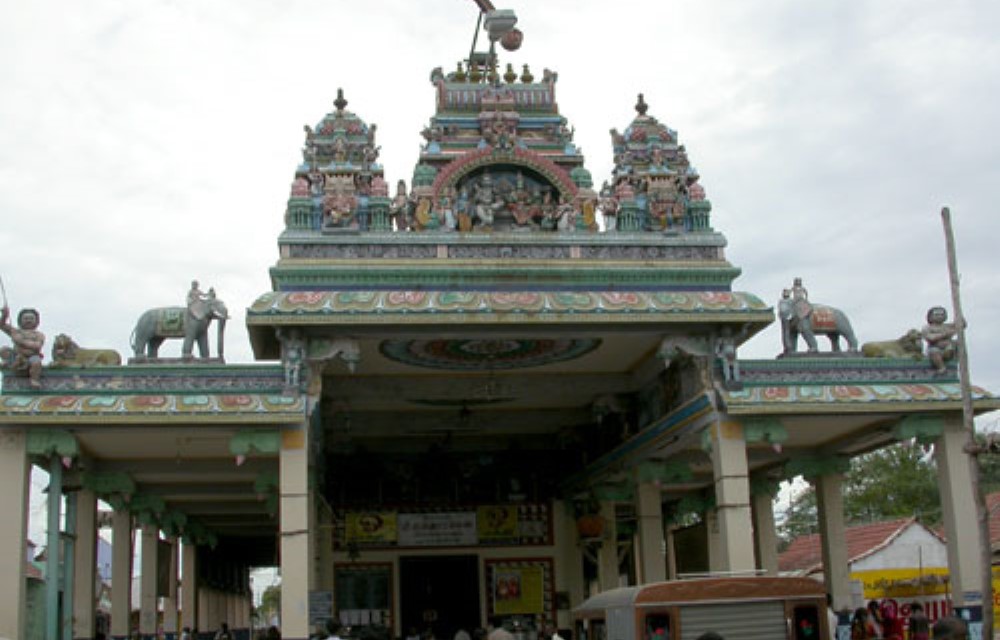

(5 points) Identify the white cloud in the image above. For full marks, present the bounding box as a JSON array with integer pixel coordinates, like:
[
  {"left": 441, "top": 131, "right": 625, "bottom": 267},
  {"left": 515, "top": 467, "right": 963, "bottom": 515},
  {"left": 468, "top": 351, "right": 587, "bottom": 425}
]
[{"left": 0, "top": 0, "right": 996, "bottom": 392}]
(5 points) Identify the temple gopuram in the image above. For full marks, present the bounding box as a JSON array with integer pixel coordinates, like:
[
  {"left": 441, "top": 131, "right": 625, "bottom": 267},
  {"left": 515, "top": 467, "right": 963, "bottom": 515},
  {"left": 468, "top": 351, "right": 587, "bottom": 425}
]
[{"left": 1, "top": 4, "right": 996, "bottom": 640}]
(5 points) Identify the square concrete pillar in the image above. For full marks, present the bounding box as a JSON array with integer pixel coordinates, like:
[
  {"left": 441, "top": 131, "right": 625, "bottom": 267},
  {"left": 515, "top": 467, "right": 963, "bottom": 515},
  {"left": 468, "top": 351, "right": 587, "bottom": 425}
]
[
  {"left": 634, "top": 482, "right": 666, "bottom": 583},
  {"left": 936, "top": 415, "right": 985, "bottom": 605},
  {"left": 705, "top": 508, "right": 722, "bottom": 572},
  {"left": 140, "top": 524, "right": 160, "bottom": 638},
  {"left": 0, "top": 429, "right": 30, "bottom": 640},
  {"left": 751, "top": 490, "right": 779, "bottom": 574},
  {"left": 181, "top": 540, "right": 198, "bottom": 633},
  {"left": 814, "top": 473, "right": 850, "bottom": 609},
  {"left": 162, "top": 538, "right": 179, "bottom": 639},
  {"left": 197, "top": 586, "right": 210, "bottom": 635},
  {"left": 280, "top": 423, "right": 314, "bottom": 640},
  {"left": 708, "top": 420, "right": 755, "bottom": 572},
  {"left": 111, "top": 510, "right": 133, "bottom": 640},
  {"left": 317, "top": 501, "right": 334, "bottom": 592},
  {"left": 73, "top": 487, "right": 99, "bottom": 640},
  {"left": 596, "top": 500, "right": 619, "bottom": 591},
  {"left": 553, "top": 499, "right": 585, "bottom": 622}
]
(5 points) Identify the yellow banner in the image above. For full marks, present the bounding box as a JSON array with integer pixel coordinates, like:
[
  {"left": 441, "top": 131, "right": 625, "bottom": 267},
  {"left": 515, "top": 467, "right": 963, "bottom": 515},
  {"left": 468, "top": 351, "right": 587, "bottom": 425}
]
[
  {"left": 478, "top": 505, "right": 519, "bottom": 540},
  {"left": 851, "top": 568, "right": 951, "bottom": 599},
  {"left": 345, "top": 512, "right": 397, "bottom": 543},
  {"left": 493, "top": 565, "right": 544, "bottom": 615}
]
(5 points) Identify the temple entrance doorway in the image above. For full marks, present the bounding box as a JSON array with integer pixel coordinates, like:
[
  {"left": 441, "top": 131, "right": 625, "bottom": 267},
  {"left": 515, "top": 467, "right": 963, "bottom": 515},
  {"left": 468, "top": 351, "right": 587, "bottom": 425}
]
[{"left": 400, "top": 555, "right": 481, "bottom": 640}]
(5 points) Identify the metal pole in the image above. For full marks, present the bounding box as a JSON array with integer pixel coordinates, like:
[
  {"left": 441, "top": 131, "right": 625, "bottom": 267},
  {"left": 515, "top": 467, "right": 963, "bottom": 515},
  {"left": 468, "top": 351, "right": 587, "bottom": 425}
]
[{"left": 941, "top": 206, "right": 993, "bottom": 638}]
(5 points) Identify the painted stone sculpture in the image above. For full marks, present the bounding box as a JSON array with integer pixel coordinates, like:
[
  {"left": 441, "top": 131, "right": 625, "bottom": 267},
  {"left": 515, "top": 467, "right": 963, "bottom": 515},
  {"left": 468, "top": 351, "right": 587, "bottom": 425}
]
[
  {"left": 51, "top": 334, "right": 122, "bottom": 367},
  {"left": 921, "top": 306, "right": 960, "bottom": 373},
  {"left": 860, "top": 330, "right": 923, "bottom": 359},
  {"left": 132, "top": 287, "right": 228, "bottom": 359},
  {"left": 0, "top": 305, "right": 45, "bottom": 387},
  {"left": 778, "top": 279, "right": 858, "bottom": 354}
]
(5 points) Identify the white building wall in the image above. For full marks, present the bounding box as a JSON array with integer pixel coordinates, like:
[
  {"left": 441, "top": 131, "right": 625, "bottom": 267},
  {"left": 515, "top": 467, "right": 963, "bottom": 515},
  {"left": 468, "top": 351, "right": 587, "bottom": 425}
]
[{"left": 850, "top": 525, "right": 947, "bottom": 572}]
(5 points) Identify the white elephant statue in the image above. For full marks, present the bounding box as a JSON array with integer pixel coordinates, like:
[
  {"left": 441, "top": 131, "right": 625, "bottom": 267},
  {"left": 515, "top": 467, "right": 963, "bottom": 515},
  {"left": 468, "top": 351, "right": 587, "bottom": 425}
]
[{"left": 131, "top": 297, "right": 229, "bottom": 359}]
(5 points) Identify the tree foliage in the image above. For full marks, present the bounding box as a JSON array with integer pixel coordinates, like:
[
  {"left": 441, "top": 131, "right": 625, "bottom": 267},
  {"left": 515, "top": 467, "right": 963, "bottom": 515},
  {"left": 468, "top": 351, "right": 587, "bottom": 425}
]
[
  {"left": 257, "top": 585, "right": 280, "bottom": 624},
  {"left": 843, "top": 441, "right": 940, "bottom": 523},
  {"left": 778, "top": 435, "right": 1000, "bottom": 544}
]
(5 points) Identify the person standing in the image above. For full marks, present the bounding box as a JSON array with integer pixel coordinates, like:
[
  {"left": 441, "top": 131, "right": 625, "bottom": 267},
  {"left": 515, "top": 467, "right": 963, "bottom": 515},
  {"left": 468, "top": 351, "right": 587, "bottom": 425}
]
[
  {"left": 930, "top": 616, "right": 968, "bottom": 640},
  {"left": 215, "top": 622, "right": 233, "bottom": 640},
  {"left": 907, "top": 603, "right": 930, "bottom": 640}
]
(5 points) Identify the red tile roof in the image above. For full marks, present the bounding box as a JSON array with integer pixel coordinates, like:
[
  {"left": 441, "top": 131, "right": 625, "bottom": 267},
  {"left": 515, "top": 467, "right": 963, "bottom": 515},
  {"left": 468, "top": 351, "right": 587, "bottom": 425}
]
[
  {"left": 989, "top": 491, "right": 1000, "bottom": 547},
  {"left": 780, "top": 492, "right": 1000, "bottom": 572},
  {"left": 25, "top": 561, "right": 43, "bottom": 580},
  {"left": 779, "top": 517, "right": 933, "bottom": 573}
]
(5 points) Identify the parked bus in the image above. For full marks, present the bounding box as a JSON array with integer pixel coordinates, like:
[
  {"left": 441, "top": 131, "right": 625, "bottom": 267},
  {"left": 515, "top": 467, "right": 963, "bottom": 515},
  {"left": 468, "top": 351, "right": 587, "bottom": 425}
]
[{"left": 572, "top": 576, "right": 829, "bottom": 640}]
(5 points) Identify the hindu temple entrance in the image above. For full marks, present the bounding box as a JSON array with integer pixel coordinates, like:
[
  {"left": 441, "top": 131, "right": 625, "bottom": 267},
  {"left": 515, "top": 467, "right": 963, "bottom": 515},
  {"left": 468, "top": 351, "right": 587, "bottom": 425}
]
[{"left": 400, "top": 555, "right": 481, "bottom": 640}]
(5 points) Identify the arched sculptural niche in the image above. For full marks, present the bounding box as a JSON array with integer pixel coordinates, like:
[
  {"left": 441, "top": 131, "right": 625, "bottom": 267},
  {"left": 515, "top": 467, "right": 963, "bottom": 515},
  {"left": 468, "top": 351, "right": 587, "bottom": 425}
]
[{"left": 450, "top": 166, "right": 575, "bottom": 232}]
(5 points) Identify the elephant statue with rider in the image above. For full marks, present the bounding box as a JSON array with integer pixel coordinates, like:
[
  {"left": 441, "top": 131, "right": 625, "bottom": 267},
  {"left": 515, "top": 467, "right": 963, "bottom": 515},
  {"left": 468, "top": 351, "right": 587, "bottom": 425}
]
[
  {"left": 778, "top": 278, "right": 859, "bottom": 355},
  {"left": 131, "top": 286, "right": 229, "bottom": 360}
]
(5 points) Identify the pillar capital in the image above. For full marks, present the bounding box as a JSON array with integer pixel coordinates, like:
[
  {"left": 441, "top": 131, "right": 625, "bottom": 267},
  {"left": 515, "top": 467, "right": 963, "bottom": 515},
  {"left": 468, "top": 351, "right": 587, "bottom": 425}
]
[
  {"left": 893, "top": 414, "right": 945, "bottom": 445},
  {"left": 635, "top": 460, "right": 693, "bottom": 485},
  {"left": 784, "top": 454, "right": 850, "bottom": 480}
]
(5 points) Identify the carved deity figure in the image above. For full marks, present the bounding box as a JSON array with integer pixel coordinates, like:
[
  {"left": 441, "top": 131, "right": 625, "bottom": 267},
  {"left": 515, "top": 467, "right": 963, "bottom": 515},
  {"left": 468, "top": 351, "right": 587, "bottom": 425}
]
[
  {"left": 921, "top": 306, "right": 960, "bottom": 373},
  {"left": 323, "top": 177, "right": 357, "bottom": 228},
  {"left": 598, "top": 181, "right": 619, "bottom": 231},
  {"left": 438, "top": 194, "right": 456, "bottom": 231},
  {"left": 715, "top": 327, "right": 740, "bottom": 387},
  {"left": 331, "top": 137, "right": 348, "bottom": 163},
  {"left": 278, "top": 328, "right": 306, "bottom": 390},
  {"left": 471, "top": 175, "right": 504, "bottom": 229},
  {"left": 1, "top": 306, "right": 45, "bottom": 388},
  {"left": 389, "top": 180, "right": 410, "bottom": 231}
]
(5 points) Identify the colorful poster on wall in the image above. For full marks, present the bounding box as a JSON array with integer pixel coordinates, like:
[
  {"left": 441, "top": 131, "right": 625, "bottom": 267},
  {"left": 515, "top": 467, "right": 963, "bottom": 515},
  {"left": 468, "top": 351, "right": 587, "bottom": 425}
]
[
  {"left": 492, "top": 565, "right": 544, "bottom": 615},
  {"left": 346, "top": 512, "right": 398, "bottom": 544},
  {"left": 478, "top": 505, "right": 518, "bottom": 541}
]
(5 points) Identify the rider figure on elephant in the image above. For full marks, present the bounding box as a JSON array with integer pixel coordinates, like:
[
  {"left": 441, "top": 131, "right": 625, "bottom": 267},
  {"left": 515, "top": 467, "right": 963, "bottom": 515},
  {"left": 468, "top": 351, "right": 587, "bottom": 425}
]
[{"left": 790, "top": 277, "right": 811, "bottom": 322}]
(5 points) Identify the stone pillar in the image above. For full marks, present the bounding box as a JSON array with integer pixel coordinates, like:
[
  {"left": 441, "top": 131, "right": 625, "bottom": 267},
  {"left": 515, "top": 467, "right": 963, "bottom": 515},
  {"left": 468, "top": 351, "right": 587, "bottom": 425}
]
[
  {"left": 111, "top": 510, "right": 133, "bottom": 640},
  {"left": 64, "top": 492, "right": 78, "bottom": 640},
  {"left": 0, "top": 429, "right": 30, "bottom": 640},
  {"left": 751, "top": 487, "right": 779, "bottom": 575},
  {"left": 226, "top": 590, "right": 235, "bottom": 633},
  {"left": 814, "top": 473, "right": 850, "bottom": 609},
  {"left": 197, "top": 587, "right": 210, "bottom": 636},
  {"left": 181, "top": 541, "right": 198, "bottom": 633},
  {"left": 664, "top": 526, "right": 678, "bottom": 580},
  {"left": 163, "top": 538, "right": 179, "bottom": 640},
  {"left": 46, "top": 456, "right": 64, "bottom": 640},
  {"left": 704, "top": 508, "right": 722, "bottom": 572},
  {"left": 74, "top": 487, "right": 99, "bottom": 640},
  {"left": 634, "top": 481, "right": 666, "bottom": 583},
  {"left": 317, "top": 501, "right": 334, "bottom": 592},
  {"left": 936, "top": 415, "right": 984, "bottom": 606},
  {"left": 553, "top": 500, "right": 585, "bottom": 624},
  {"left": 596, "top": 500, "right": 619, "bottom": 591},
  {"left": 708, "top": 420, "right": 754, "bottom": 572},
  {"left": 139, "top": 524, "right": 160, "bottom": 639},
  {"left": 280, "top": 421, "right": 314, "bottom": 640}
]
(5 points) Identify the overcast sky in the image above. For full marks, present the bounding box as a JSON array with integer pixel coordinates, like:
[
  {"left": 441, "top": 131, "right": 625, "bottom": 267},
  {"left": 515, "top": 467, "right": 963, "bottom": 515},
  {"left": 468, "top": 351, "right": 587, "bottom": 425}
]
[{"left": 2, "top": 0, "right": 999, "bottom": 415}]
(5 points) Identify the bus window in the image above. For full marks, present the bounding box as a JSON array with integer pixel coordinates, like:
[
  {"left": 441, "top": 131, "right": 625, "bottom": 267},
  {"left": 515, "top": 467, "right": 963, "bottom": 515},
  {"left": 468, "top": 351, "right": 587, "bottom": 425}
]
[
  {"left": 793, "top": 606, "right": 820, "bottom": 640},
  {"left": 644, "top": 614, "right": 670, "bottom": 640}
]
